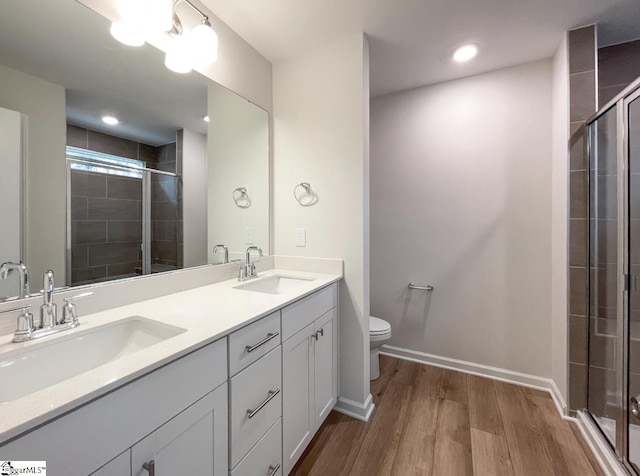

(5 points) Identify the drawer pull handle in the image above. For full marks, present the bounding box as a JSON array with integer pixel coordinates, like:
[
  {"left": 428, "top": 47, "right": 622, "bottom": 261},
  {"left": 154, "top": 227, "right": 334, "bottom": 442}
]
[
  {"left": 313, "top": 328, "right": 324, "bottom": 340},
  {"left": 268, "top": 463, "right": 281, "bottom": 476},
  {"left": 143, "top": 460, "right": 155, "bottom": 476},
  {"left": 247, "top": 389, "right": 280, "bottom": 419},
  {"left": 246, "top": 332, "right": 280, "bottom": 353}
]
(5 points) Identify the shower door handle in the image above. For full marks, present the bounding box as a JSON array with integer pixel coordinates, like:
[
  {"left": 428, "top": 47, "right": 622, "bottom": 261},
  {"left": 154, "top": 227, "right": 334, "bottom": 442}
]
[{"left": 631, "top": 396, "right": 640, "bottom": 418}]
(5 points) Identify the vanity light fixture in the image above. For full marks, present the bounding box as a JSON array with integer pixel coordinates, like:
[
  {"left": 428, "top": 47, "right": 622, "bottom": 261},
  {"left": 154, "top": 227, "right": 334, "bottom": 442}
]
[
  {"left": 102, "top": 116, "right": 119, "bottom": 125},
  {"left": 203, "top": 115, "right": 210, "bottom": 122},
  {"left": 452, "top": 44, "right": 479, "bottom": 63},
  {"left": 110, "top": 0, "right": 219, "bottom": 74}
]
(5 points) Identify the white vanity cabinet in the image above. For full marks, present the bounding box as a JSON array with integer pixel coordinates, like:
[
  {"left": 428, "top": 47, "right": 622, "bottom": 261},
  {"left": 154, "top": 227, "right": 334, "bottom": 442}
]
[
  {"left": 0, "top": 280, "right": 340, "bottom": 476},
  {"left": 228, "top": 311, "right": 283, "bottom": 475},
  {"left": 91, "top": 384, "right": 228, "bottom": 476},
  {"left": 0, "top": 338, "right": 229, "bottom": 476},
  {"left": 282, "top": 284, "right": 338, "bottom": 475},
  {"left": 131, "top": 384, "right": 228, "bottom": 476}
]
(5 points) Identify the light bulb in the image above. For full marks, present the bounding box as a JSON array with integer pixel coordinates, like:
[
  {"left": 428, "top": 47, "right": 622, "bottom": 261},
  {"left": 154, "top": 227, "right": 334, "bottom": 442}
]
[
  {"left": 190, "top": 23, "right": 219, "bottom": 68},
  {"left": 102, "top": 116, "right": 119, "bottom": 125},
  {"left": 110, "top": 21, "right": 145, "bottom": 47},
  {"left": 453, "top": 44, "right": 478, "bottom": 63},
  {"left": 165, "top": 34, "right": 193, "bottom": 74}
]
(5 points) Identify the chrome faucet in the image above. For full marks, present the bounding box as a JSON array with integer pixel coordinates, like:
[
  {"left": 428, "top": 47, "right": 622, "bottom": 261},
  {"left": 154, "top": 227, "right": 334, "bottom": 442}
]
[
  {"left": 39, "top": 270, "right": 57, "bottom": 329},
  {"left": 239, "top": 246, "right": 263, "bottom": 281},
  {"left": 4, "top": 270, "right": 93, "bottom": 343},
  {"left": 212, "top": 244, "right": 229, "bottom": 264},
  {"left": 0, "top": 261, "right": 29, "bottom": 298}
]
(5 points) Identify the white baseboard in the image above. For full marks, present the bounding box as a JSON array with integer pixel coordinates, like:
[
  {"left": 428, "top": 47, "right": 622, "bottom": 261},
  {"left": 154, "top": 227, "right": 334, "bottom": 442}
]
[
  {"left": 575, "top": 411, "right": 628, "bottom": 476},
  {"left": 334, "top": 394, "right": 375, "bottom": 422},
  {"left": 380, "top": 345, "right": 568, "bottom": 417}
]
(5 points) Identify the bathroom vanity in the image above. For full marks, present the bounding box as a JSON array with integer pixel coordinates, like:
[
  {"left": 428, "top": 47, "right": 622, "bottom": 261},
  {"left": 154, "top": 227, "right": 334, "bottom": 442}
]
[{"left": 0, "top": 270, "right": 341, "bottom": 476}]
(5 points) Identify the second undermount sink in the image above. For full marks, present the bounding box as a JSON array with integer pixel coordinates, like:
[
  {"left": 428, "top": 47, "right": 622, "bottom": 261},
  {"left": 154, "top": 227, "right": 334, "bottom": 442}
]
[
  {"left": 234, "top": 275, "right": 315, "bottom": 295},
  {"left": 0, "top": 316, "right": 186, "bottom": 403}
]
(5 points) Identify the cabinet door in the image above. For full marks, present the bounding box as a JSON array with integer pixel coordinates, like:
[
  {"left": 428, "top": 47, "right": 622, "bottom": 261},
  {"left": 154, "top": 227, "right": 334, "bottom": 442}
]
[
  {"left": 313, "top": 309, "right": 338, "bottom": 430},
  {"left": 90, "top": 450, "right": 130, "bottom": 476},
  {"left": 282, "top": 323, "right": 315, "bottom": 475},
  {"left": 131, "top": 383, "right": 228, "bottom": 476}
]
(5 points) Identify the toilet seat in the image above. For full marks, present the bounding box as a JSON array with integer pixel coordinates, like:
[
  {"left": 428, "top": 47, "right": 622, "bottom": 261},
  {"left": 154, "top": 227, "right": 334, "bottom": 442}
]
[{"left": 370, "top": 316, "right": 391, "bottom": 337}]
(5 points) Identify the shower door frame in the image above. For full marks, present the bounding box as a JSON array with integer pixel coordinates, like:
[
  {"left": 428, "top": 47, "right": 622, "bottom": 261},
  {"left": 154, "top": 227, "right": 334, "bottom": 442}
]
[
  {"left": 586, "top": 77, "right": 640, "bottom": 475},
  {"left": 65, "top": 157, "right": 179, "bottom": 285}
]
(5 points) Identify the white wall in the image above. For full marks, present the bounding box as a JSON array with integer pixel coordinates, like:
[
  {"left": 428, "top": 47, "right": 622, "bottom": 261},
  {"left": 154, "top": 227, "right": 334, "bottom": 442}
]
[
  {"left": 273, "top": 34, "right": 371, "bottom": 410},
  {"left": 0, "top": 65, "right": 67, "bottom": 290},
  {"left": 207, "top": 84, "right": 270, "bottom": 260},
  {"left": 551, "top": 35, "right": 570, "bottom": 406},
  {"left": 181, "top": 128, "right": 208, "bottom": 268},
  {"left": 0, "top": 107, "right": 23, "bottom": 298},
  {"left": 371, "top": 60, "right": 553, "bottom": 378}
]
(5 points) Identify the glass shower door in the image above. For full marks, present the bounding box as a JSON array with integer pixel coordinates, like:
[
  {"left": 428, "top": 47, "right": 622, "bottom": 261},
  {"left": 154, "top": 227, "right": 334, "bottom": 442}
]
[
  {"left": 68, "top": 159, "right": 144, "bottom": 285},
  {"left": 627, "top": 92, "right": 640, "bottom": 471},
  {"left": 588, "top": 105, "right": 621, "bottom": 447}
]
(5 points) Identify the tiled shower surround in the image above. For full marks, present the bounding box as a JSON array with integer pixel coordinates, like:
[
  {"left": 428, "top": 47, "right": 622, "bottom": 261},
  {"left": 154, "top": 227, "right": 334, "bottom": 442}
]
[
  {"left": 70, "top": 170, "right": 143, "bottom": 285},
  {"left": 568, "top": 26, "right": 597, "bottom": 412},
  {"left": 68, "top": 124, "right": 182, "bottom": 285},
  {"left": 568, "top": 30, "right": 640, "bottom": 413}
]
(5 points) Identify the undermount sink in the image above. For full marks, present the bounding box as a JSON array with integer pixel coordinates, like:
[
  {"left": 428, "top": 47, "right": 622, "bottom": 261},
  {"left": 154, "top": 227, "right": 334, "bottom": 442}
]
[
  {"left": 0, "top": 316, "right": 186, "bottom": 403},
  {"left": 234, "top": 275, "right": 315, "bottom": 295}
]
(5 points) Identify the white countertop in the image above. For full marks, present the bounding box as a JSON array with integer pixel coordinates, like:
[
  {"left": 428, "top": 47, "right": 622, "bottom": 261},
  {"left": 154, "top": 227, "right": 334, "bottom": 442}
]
[{"left": 0, "top": 269, "right": 341, "bottom": 444}]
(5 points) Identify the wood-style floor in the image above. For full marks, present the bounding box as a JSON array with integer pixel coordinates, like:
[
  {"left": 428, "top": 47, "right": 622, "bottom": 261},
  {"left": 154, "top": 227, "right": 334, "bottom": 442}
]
[{"left": 291, "top": 355, "right": 603, "bottom": 476}]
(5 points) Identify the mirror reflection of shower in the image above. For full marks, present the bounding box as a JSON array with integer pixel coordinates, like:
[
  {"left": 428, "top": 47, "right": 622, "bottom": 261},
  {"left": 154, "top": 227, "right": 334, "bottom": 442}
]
[{"left": 66, "top": 127, "right": 182, "bottom": 286}]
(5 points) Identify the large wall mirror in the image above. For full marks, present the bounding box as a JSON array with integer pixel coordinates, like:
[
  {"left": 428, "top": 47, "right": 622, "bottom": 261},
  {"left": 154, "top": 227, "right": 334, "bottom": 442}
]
[{"left": 0, "top": 0, "right": 270, "bottom": 301}]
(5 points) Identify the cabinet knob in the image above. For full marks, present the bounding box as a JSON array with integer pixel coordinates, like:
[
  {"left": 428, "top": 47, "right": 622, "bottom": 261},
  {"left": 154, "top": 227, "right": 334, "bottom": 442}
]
[{"left": 143, "top": 460, "right": 155, "bottom": 476}]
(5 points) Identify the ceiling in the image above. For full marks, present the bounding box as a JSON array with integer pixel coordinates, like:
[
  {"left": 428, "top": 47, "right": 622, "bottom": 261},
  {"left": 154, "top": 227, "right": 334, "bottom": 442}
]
[
  {"left": 200, "top": 0, "right": 640, "bottom": 97},
  {"left": 0, "top": 0, "right": 209, "bottom": 145}
]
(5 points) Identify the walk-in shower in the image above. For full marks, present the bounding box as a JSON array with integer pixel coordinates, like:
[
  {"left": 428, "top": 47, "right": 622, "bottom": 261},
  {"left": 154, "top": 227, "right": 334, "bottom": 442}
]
[
  {"left": 66, "top": 144, "right": 182, "bottom": 286},
  {"left": 586, "top": 76, "right": 640, "bottom": 473}
]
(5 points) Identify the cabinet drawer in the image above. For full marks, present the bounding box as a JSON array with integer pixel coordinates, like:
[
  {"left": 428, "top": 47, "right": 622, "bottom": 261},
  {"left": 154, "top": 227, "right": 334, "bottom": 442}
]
[
  {"left": 230, "top": 347, "right": 282, "bottom": 467},
  {"left": 231, "top": 419, "right": 282, "bottom": 476},
  {"left": 229, "top": 311, "right": 281, "bottom": 376},
  {"left": 282, "top": 283, "right": 337, "bottom": 340}
]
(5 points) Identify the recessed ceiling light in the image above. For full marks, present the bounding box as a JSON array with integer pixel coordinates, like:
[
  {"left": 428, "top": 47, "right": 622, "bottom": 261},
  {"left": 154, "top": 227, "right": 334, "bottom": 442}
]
[
  {"left": 453, "top": 44, "right": 479, "bottom": 63},
  {"left": 203, "top": 115, "right": 210, "bottom": 122},
  {"left": 102, "top": 115, "right": 119, "bottom": 125}
]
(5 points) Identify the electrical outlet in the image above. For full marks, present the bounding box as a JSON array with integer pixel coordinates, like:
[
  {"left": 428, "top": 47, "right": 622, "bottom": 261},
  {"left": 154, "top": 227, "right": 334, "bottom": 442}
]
[
  {"left": 245, "top": 227, "right": 254, "bottom": 244},
  {"left": 295, "top": 228, "right": 306, "bottom": 247}
]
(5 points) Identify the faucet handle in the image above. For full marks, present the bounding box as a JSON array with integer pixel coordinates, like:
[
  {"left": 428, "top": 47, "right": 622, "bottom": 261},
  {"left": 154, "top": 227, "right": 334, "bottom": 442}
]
[
  {"left": 0, "top": 305, "right": 35, "bottom": 342},
  {"left": 62, "top": 292, "right": 93, "bottom": 326}
]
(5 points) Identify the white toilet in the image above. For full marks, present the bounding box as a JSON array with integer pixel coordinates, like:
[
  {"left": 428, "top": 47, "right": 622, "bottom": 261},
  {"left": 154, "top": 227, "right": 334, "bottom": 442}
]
[{"left": 369, "top": 316, "right": 392, "bottom": 380}]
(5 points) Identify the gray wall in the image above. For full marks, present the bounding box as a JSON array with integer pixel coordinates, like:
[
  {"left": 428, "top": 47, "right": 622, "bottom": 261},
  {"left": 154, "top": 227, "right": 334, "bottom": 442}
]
[
  {"left": 370, "top": 59, "right": 553, "bottom": 378},
  {"left": 0, "top": 64, "right": 67, "bottom": 288}
]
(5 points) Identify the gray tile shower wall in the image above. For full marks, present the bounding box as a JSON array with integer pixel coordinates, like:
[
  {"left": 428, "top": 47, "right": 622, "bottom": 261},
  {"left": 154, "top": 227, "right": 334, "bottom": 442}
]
[
  {"left": 67, "top": 124, "right": 182, "bottom": 278},
  {"left": 70, "top": 170, "right": 143, "bottom": 285},
  {"left": 66, "top": 124, "right": 161, "bottom": 168},
  {"left": 151, "top": 141, "right": 181, "bottom": 270},
  {"left": 598, "top": 39, "right": 640, "bottom": 108},
  {"left": 568, "top": 26, "right": 597, "bottom": 411}
]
